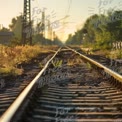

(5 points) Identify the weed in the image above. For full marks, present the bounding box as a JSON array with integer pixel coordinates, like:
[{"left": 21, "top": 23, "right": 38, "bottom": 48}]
[
  {"left": 51, "top": 59, "right": 63, "bottom": 68},
  {"left": 67, "top": 57, "right": 83, "bottom": 66},
  {"left": 86, "top": 62, "right": 92, "bottom": 69}
]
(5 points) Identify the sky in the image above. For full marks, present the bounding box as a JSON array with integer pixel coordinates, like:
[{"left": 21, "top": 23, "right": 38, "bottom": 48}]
[{"left": 0, "top": 0, "right": 122, "bottom": 42}]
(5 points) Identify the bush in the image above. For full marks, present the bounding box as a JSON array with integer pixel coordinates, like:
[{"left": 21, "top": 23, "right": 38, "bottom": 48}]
[{"left": 0, "top": 45, "right": 46, "bottom": 75}]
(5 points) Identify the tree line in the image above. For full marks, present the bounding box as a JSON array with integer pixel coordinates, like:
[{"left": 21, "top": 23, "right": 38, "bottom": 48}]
[
  {"left": 65, "top": 10, "right": 122, "bottom": 50},
  {"left": 0, "top": 15, "right": 63, "bottom": 46}
]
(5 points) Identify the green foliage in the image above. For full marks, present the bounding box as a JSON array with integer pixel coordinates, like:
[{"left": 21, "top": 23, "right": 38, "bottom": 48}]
[
  {"left": 9, "top": 15, "right": 22, "bottom": 42},
  {"left": 0, "top": 27, "right": 10, "bottom": 32},
  {"left": 108, "top": 49, "right": 122, "bottom": 59},
  {"left": 66, "top": 31, "right": 83, "bottom": 45},
  {"left": 65, "top": 10, "right": 122, "bottom": 50},
  {"left": 53, "top": 37, "right": 63, "bottom": 46},
  {"left": 86, "top": 62, "right": 92, "bottom": 70},
  {"left": 8, "top": 15, "right": 63, "bottom": 46},
  {"left": 51, "top": 59, "right": 63, "bottom": 68}
]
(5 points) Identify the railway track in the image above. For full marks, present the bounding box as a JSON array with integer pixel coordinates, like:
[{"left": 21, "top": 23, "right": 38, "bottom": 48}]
[
  {"left": 0, "top": 51, "right": 55, "bottom": 118},
  {"left": 85, "top": 55, "right": 122, "bottom": 75},
  {"left": 0, "top": 47, "right": 122, "bottom": 122},
  {"left": 71, "top": 46, "right": 122, "bottom": 75}
]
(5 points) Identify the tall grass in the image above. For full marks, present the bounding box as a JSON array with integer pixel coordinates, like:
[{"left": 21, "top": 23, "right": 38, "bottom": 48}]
[
  {"left": 80, "top": 45, "right": 122, "bottom": 59},
  {"left": 0, "top": 45, "right": 57, "bottom": 75},
  {"left": 108, "top": 49, "right": 122, "bottom": 59}
]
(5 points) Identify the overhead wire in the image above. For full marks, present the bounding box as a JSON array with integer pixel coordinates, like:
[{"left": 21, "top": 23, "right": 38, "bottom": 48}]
[
  {"left": 66, "top": 0, "right": 72, "bottom": 16},
  {"left": 32, "top": 0, "right": 72, "bottom": 40},
  {"left": 58, "top": 0, "right": 72, "bottom": 41}
]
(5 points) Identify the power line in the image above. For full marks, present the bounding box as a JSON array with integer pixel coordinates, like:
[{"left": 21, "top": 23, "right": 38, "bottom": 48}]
[
  {"left": 59, "top": 0, "right": 72, "bottom": 41},
  {"left": 66, "top": 0, "right": 72, "bottom": 15}
]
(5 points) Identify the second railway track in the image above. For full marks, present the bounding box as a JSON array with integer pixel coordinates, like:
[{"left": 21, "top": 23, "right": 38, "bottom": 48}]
[{"left": 0, "top": 47, "right": 122, "bottom": 122}]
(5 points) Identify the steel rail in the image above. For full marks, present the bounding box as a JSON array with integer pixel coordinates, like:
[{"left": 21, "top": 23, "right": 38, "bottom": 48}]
[
  {"left": 0, "top": 47, "right": 61, "bottom": 122},
  {"left": 66, "top": 46, "right": 122, "bottom": 83}
]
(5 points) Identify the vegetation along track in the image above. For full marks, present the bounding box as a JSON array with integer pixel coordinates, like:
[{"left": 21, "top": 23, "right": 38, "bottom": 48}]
[
  {"left": 0, "top": 50, "right": 55, "bottom": 119},
  {"left": 0, "top": 47, "right": 122, "bottom": 122},
  {"left": 70, "top": 47, "right": 122, "bottom": 75}
]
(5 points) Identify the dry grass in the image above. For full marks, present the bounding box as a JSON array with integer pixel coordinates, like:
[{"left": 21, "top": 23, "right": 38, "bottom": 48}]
[
  {"left": 108, "top": 50, "right": 122, "bottom": 59},
  {"left": 67, "top": 56, "right": 83, "bottom": 66},
  {"left": 80, "top": 46, "right": 122, "bottom": 59},
  {"left": 0, "top": 45, "right": 58, "bottom": 75},
  {"left": 92, "top": 49, "right": 122, "bottom": 59}
]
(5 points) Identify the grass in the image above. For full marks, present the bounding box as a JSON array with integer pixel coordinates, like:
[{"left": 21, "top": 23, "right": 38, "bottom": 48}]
[
  {"left": 67, "top": 56, "right": 83, "bottom": 66},
  {"left": 79, "top": 45, "right": 122, "bottom": 59},
  {"left": 108, "top": 49, "right": 122, "bottom": 59},
  {"left": 0, "top": 45, "right": 58, "bottom": 76},
  {"left": 86, "top": 62, "right": 92, "bottom": 69},
  {"left": 51, "top": 59, "right": 63, "bottom": 68}
]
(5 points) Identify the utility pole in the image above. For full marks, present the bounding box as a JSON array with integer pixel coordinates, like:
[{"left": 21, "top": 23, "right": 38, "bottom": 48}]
[
  {"left": 41, "top": 11, "right": 45, "bottom": 38},
  {"left": 22, "top": 0, "right": 32, "bottom": 45},
  {"left": 50, "top": 27, "right": 53, "bottom": 41},
  {"left": 47, "top": 20, "right": 51, "bottom": 39},
  {"left": 53, "top": 31, "right": 56, "bottom": 40}
]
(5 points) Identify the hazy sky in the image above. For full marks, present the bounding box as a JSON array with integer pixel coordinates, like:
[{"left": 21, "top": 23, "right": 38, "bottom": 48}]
[{"left": 0, "top": 0, "right": 121, "bottom": 41}]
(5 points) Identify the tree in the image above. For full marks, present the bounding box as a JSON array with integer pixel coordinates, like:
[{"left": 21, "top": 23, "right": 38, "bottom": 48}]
[
  {"left": 65, "top": 34, "right": 72, "bottom": 45},
  {"left": 66, "top": 10, "right": 122, "bottom": 49},
  {"left": 9, "top": 15, "right": 22, "bottom": 41},
  {"left": 9, "top": 18, "right": 17, "bottom": 30},
  {"left": 0, "top": 27, "right": 10, "bottom": 32},
  {"left": 53, "top": 36, "right": 63, "bottom": 46}
]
